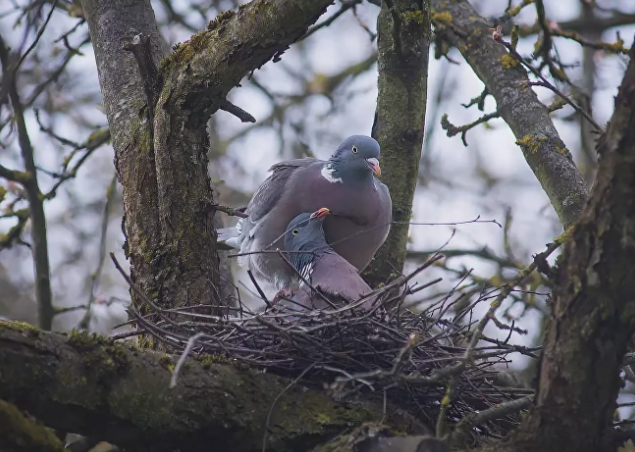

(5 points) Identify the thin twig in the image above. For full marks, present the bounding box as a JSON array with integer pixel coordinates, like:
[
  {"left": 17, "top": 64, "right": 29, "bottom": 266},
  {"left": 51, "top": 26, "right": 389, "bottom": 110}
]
[
  {"left": 170, "top": 332, "right": 208, "bottom": 388},
  {"left": 262, "top": 362, "right": 317, "bottom": 452}
]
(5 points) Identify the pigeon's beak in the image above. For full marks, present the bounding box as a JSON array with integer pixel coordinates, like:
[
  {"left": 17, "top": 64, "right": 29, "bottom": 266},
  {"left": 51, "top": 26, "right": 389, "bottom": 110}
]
[
  {"left": 310, "top": 207, "right": 330, "bottom": 220},
  {"left": 366, "top": 158, "right": 381, "bottom": 177}
]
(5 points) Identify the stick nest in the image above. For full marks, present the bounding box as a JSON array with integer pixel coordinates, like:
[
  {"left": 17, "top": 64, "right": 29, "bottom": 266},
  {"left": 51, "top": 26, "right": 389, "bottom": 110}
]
[{"left": 129, "top": 256, "right": 535, "bottom": 445}]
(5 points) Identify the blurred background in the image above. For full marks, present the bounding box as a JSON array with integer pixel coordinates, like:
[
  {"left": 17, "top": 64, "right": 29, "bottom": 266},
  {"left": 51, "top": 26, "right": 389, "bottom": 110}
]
[{"left": 0, "top": 0, "right": 633, "bottom": 386}]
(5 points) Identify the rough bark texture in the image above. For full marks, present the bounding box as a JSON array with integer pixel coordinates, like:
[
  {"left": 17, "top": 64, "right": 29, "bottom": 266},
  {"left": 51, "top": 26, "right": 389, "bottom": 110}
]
[
  {"left": 83, "top": 0, "right": 335, "bottom": 321},
  {"left": 432, "top": 0, "right": 589, "bottom": 229},
  {"left": 81, "top": 0, "right": 167, "bottom": 322},
  {"left": 150, "top": 0, "right": 334, "bottom": 311},
  {"left": 364, "top": 0, "right": 430, "bottom": 286},
  {"left": 0, "top": 321, "right": 424, "bottom": 452},
  {"left": 487, "top": 43, "right": 635, "bottom": 452}
]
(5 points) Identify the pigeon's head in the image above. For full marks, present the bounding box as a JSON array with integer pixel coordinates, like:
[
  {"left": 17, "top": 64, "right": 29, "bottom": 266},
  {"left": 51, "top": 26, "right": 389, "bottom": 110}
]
[
  {"left": 284, "top": 208, "right": 330, "bottom": 253},
  {"left": 328, "top": 135, "right": 381, "bottom": 181}
]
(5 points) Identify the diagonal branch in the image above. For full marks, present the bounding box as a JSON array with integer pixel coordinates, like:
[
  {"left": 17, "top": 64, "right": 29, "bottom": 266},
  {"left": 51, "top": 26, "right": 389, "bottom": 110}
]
[{"left": 431, "top": 0, "right": 589, "bottom": 229}]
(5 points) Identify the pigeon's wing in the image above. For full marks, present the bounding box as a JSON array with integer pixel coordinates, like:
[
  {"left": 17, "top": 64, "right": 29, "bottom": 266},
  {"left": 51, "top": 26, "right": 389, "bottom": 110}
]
[
  {"left": 310, "top": 252, "right": 373, "bottom": 303},
  {"left": 235, "top": 158, "right": 318, "bottom": 247}
]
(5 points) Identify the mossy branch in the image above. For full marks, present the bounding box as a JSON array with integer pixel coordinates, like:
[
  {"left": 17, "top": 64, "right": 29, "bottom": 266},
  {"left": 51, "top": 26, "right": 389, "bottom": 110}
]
[
  {"left": 0, "top": 398, "right": 64, "bottom": 452},
  {"left": 0, "top": 320, "right": 422, "bottom": 452},
  {"left": 364, "top": 0, "right": 431, "bottom": 286}
]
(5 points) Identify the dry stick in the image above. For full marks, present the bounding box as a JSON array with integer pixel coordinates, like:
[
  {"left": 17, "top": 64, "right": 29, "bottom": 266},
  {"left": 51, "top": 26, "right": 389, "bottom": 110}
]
[
  {"left": 435, "top": 242, "right": 561, "bottom": 437},
  {"left": 77, "top": 173, "right": 116, "bottom": 330},
  {"left": 228, "top": 214, "right": 501, "bottom": 260},
  {"left": 170, "top": 332, "right": 208, "bottom": 388},
  {"left": 15, "top": 0, "right": 59, "bottom": 71},
  {"left": 0, "top": 34, "right": 53, "bottom": 330},
  {"left": 211, "top": 203, "right": 249, "bottom": 218},
  {"left": 247, "top": 270, "right": 272, "bottom": 308},
  {"left": 262, "top": 362, "right": 317, "bottom": 452},
  {"left": 451, "top": 395, "right": 533, "bottom": 445}
]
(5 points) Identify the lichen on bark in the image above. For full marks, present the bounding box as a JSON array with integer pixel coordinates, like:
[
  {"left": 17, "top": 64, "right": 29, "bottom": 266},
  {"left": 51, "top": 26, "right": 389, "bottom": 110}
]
[
  {"left": 431, "top": 0, "right": 589, "bottom": 229},
  {"left": 364, "top": 0, "right": 431, "bottom": 287}
]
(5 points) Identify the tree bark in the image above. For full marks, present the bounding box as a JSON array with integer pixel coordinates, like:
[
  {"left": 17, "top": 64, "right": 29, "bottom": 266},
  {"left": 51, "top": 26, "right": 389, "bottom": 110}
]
[
  {"left": 364, "top": 0, "right": 430, "bottom": 286},
  {"left": 0, "top": 321, "right": 424, "bottom": 452},
  {"left": 84, "top": 0, "right": 335, "bottom": 319},
  {"left": 81, "top": 0, "right": 168, "bottom": 331},
  {"left": 431, "top": 0, "right": 589, "bottom": 229},
  {"left": 484, "top": 42, "right": 635, "bottom": 452}
]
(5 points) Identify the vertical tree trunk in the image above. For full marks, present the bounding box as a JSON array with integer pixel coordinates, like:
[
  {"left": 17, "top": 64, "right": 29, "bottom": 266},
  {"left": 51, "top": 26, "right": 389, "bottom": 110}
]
[
  {"left": 364, "top": 0, "right": 430, "bottom": 286},
  {"left": 488, "top": 42, "right": 635, "bottom": 452},
  {"left": 82, "top": 0, "right": 170, "bottom": 344}
]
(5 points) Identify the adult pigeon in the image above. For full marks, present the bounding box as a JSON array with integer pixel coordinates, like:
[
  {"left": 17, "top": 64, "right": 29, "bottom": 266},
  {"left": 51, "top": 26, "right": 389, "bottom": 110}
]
[
  {"left": 281, "top": 208, "right": 376, "bottom": 310},
  {"left": 218, "top": 135, "right": 392, "bottom": 296}
]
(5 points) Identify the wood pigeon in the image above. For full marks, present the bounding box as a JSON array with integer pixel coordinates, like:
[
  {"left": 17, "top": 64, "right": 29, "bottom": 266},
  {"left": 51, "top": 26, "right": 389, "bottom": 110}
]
[
  {"left": 218, "top": 135, "right": 392, "bottom": 294},
  {"left": 281, "top": 208, "right": 376, "bottom": 310}
]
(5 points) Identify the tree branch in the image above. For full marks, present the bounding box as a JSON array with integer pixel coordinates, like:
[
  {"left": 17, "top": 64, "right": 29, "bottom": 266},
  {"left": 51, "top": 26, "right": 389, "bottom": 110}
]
[
  {"left": 501, "top": 41, "right": 635, "bottom": 452},
  {"left": 81, "top": 0, "right": 168, "bottom": 346},
  {"left": 432, "top": 0, "right": 589, "bottom": 229},
  {"left": 0, "top": 321, "right": 419, "bottom": 452},
  {"left": 363, "top": 0, "right": 430, "bottom": 286},
  {"left": 149, "top": 0, "right": 335, "bottom": 312},
  {"left": 0, "top": 34, "right": 53, "bottom": 331}
]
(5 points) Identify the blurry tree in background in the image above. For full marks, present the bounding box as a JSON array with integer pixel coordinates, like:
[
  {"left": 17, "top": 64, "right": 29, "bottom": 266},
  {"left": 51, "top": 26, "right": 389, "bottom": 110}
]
[{"left": 2, "top": 0, "right": 635, "bottom": 451}]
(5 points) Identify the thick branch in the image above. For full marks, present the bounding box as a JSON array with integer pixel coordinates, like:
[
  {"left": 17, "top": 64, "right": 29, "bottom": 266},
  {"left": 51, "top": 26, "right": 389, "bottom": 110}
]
[
  {"left": 81, "top": 0, "right": 167, "bottom": 341},
  {"left": 150, "top": 0, "right": 334, "bottom": 311},
  {"left": 0, "top": 321, "right": 418, "bottom": 452},
  {"left": 432, "top": 0, "right": 589, "bottom": 229},
  {"left": 499, "top": 42, "right": 635, "bottom": 452},
  {"left": 363, "top": 0, "right": 430, "bottom": 286}
]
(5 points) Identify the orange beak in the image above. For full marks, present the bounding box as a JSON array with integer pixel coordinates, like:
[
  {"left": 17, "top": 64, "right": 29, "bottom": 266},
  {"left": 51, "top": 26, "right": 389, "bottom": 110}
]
[
  {"left": 366, "top": 158, "right": 381, "bottom": 177},
  {"left": 310, "top": 207, "right": 330, "bottom": 219}
]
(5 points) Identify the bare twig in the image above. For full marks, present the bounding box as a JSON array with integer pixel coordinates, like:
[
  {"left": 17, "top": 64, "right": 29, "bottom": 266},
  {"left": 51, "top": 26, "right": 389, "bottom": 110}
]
[
  {"left": 170, "top": 332, "right": 208, "bottom": 388},
  {"left": 77, "top": 174, "right": 117, "bottom": 330},
  {"left": 0, "top": 33, "right": 53, "bottom": 330}
]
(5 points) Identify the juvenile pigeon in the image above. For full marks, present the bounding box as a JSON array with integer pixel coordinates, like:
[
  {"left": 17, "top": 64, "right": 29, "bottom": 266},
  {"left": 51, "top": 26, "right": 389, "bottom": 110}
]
[
  {"left": 282, "top": 208, "right": 376, "bottom": 310},
  {"left": 218, "top": 135, "right": 392, "bottom": 295}
]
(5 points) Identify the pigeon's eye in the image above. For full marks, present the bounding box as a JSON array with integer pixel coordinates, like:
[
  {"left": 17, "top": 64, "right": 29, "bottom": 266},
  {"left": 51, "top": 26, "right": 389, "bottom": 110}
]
[
  {"left": 351, "top": 145, "right": 358, "bottom": 154},
  {"left": 292, "top": 229, "right": 299, "bottom": 235}
]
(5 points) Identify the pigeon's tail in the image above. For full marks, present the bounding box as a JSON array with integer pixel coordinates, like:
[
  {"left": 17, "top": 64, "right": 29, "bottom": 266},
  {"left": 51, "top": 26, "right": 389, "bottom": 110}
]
[{"left": 217, "top": 227, "right": 240, "bottom": 250}]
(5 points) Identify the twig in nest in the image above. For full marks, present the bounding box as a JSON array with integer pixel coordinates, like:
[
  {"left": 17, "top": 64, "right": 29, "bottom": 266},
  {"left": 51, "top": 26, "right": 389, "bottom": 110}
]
[
  {"left": 247, "top": 270, "right": 271, "bottom": 308},
  {"left": 170, "top": 332, "right": 208, "bottom": 388}
]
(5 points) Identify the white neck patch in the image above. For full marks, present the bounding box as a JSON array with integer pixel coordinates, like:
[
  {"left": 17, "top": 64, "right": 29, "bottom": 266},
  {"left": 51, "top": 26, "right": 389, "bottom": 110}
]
[{"left": 321, "top": 164, "right": 343, "bottom": 184}]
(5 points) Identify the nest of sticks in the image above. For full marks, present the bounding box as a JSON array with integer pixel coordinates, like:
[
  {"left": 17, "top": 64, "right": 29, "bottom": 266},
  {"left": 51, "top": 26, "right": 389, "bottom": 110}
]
[{"left": 115, "top": 253, "right": 537, "bottom": 445}]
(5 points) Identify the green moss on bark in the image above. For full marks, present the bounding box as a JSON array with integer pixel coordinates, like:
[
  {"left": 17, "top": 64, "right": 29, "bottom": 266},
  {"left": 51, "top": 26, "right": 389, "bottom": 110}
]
[{"left": 0, "top": 399, "right": 64, "bottom": 452}]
